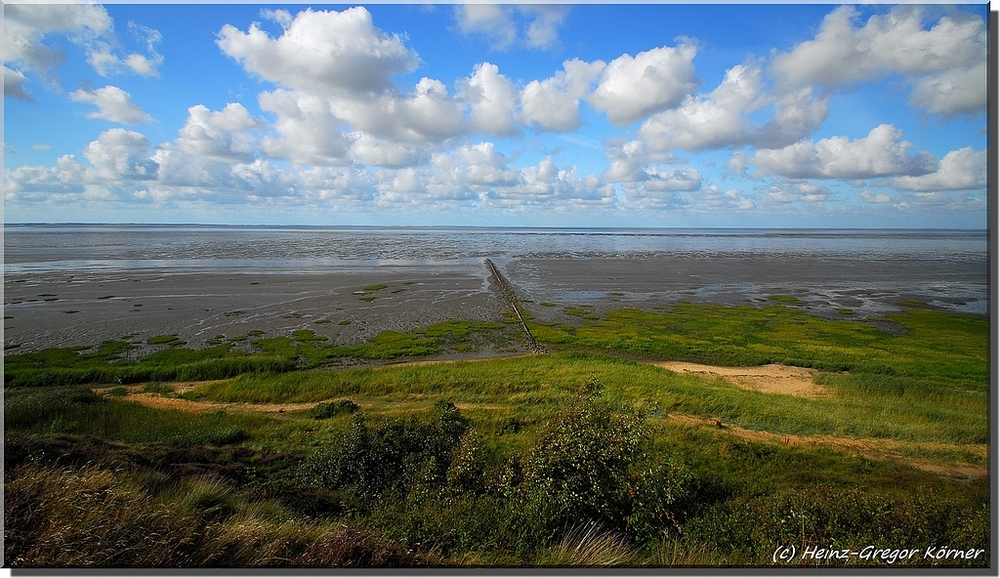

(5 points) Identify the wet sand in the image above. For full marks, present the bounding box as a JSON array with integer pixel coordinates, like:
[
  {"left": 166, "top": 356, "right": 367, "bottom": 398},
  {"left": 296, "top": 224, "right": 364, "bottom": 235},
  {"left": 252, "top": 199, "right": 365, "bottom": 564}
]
[
  {"left": 3, "top": 253, "right": 987, "bottom": 353},
  {"left": 506, "top": 254, "right": 987, "bottom": 323},
  {"left": 3, "top": 268, "right": 505, "bottom": 353}
]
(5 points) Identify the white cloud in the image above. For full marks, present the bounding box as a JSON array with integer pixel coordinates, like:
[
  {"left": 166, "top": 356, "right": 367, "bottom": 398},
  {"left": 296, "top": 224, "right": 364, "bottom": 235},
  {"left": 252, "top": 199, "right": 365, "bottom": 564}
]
[
  {"left": 4, "top": 4, "right": 163, "bottom": 86},
  {"left": 374, "top": 166, "right": 477, "bottom": 208},
  {"left": 773, "top": 5, "right": 986, "bottom": 116},
  {"left": 436, "top": 142, "right": 519, "bottom": 188},
  {"left": 522, "top": 5, "right": 570, "bottom": 50},
  {"left": 70, "top": 86, "right": 153, "bottom": 125},
  {"left": 764, "top": 182, "right": 833, "bottom": 204},
  {"left": 885, "top": 147, "right": 986, "bottom": 192},
  {"left": 348, "top": 133, "right": 427, "bottom": 168},
  {"left": 5, "top": 155, "right": 89, "bottom": 198},
  {"left": 642, "top": 167, "right": 702, "bottom": 192},
  {"left": 83, "top": 128, "right": 159, "bottom": 181},
  {"left": 260, "top": 8, "right": 293, "bottom": 30},
  {"left": 751, "top": 124, "right": 937, "bottom": 180},
  {"left": 298, "top": 166, "right": 376, "bottom": 204},
  {"left": 257, "top": 89, "right": 350, "bottom": 166},
  {"left": 217, "top": 7, "right": 419, "bottom": 97},
  {"left": 455, "top": 4, "right": 517, "bottom": 51},
  {"left": 333, "top": 78, "right": 466, "bottom": 144},
  {"left": 176, "top": 103, "right": 262, "bottom": 162},
  {"left": 638, "top": 63, "right": 761, "bottom": 151},
  {"left": 454, "top": 5, "right": 568, "bottom": 51},
  {"left": 588, "top": 43, "right": 699, "bottom": 126},
  {"left": 861, "top": 190, "right": 892, "bottom": 204},
  {"left": 603, "top": 138, "right": 701, "bottom": 192},
  {"left": 460, "top": 63, "right": 519, "bottom": 137},
  {"left": 484, "top": 157, "right": 616, "bottom": 211},
  {"left": 520, "top": 59, "right": 605, "bottom": 132},
  {"left": 909, "top": 66, "right": 987, "bottom": 118},
  {"left": 638, "top": 62, "right": 829, "bottom": 152},
  {"left": 121, "top": 22, "right": 163, "bottom": 77},
  {"left": 4, "top": 4, "right": 112, "bottom": 73},
  {"left": 4, "top": 66, "right": 33, "bottom": 101}
]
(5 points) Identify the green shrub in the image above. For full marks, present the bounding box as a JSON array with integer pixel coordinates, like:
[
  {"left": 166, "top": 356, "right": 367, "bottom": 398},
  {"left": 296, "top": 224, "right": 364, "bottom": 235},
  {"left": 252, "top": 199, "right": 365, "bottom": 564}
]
[
  {"left": 516, "top": 387, "right": 645, "bottom": 539},
  {"left": 299, "top": 402, "right": 469, "bottom": 507},
  {"left": 308, "top": 400, "right": 359, "bottom": 420}
]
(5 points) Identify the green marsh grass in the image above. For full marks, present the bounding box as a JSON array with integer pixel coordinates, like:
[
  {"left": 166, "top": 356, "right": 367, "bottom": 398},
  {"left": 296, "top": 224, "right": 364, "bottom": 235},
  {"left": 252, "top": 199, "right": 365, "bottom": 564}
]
[{"left": 3, "top": 302, "right": 989, "bottom": 567}]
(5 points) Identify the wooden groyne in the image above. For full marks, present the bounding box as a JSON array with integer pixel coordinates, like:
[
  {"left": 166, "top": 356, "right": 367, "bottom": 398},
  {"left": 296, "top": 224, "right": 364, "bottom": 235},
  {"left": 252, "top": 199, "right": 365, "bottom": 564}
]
[{"left": 485, "top": 259, "right": 544, "bottom": 353}]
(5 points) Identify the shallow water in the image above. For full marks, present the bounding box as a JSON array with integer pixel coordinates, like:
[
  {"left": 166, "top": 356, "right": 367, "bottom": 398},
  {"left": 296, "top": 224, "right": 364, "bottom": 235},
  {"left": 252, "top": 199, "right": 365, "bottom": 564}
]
[{"left": 4, "top": 224, "right": 987, "bottom": 271}]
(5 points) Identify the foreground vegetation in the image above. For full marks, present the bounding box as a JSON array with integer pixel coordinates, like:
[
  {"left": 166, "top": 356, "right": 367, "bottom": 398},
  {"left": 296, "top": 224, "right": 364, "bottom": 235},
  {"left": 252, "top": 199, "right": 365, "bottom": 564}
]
[{"left": 4, "top": 302, "right": 990, "bottom": 567}]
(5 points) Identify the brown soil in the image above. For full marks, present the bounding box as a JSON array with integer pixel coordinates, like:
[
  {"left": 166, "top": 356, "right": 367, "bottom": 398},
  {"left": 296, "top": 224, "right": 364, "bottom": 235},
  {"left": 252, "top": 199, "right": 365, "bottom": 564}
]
[{"left": 653, "top": 361, "right": 826, "bottom": 398}]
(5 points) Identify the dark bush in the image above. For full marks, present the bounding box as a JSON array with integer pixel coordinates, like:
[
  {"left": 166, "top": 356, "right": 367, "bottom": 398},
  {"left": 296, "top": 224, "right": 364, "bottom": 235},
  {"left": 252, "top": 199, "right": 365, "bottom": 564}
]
[
  {"left": 516, "top": 389, "right": 646, "bottom": 541},
  {"left": 308, "top": 399, "right": 359, "bottom": 420},
  {"left": 299, "top": 402, "right": 469, "bottom": 507}
]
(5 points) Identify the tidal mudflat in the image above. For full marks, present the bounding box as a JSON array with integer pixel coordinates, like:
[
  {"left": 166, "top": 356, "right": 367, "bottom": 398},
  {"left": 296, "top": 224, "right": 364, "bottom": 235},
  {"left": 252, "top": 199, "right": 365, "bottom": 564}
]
[{"left": 3, "top": 226, "right": 987, "bottom": 353}]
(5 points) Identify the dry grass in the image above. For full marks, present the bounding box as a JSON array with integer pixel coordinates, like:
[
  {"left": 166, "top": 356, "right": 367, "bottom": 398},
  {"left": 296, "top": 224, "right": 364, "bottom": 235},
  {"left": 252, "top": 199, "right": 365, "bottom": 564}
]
[
  {"left": 540, "top": 523, "right": 641, "bottom": 567},
  {"left": 4, "top": 463, "right": 431, "bottom": 567}
]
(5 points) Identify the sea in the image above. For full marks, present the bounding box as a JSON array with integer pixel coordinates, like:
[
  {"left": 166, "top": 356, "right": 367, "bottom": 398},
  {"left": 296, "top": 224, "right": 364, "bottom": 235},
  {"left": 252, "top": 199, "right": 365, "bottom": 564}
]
[{"left": 3, "top": 224, "right": 990, "bottom": 316}]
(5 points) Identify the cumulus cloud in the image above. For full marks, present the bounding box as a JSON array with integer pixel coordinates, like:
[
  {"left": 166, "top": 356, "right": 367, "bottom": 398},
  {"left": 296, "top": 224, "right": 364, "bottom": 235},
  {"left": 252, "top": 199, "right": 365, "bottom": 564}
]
[
  {"left": 298, "top": 166, "right": 377, "bottom": 204},
  {"left": 638, "top": 63, "right": 761, "bottom": 151},
  {"left": 588, "top": 43, "right": 699, "bottom": 126},
  {"left": 764, "top": 182, "right": 833, "bottom": 204},
  {"left": 521, "top": 59, "right": 605, "bottom": 132},
  {"left": 455, "top": 4, "right": 517, "bottom": 50},
  {"left": 460, "top": 63, "right": 519, "bottom": 136},
  {"left": 638, "top": 62, "right": 829, "bottom": 152},
  {"left": 909, "top": 66, "right": 988, "bottom": 118},
  {"left": 4, "top": 4, "right": 163, "bottom": 83},
  {"left": 4, "top": 4, "right": 111, "bottom": 74},
  {"left": 437, "top": 142, "right": 519, "bottom": 188},
  {"left": 70, "top": 86, "right": 153, "bottom": 125},
  {"left": 176, "top": 103, "right": 262, "bottom": 162},
  {"left": 4, "top": 66, "right": 33, "bottom": 101},
  {"left": 641, "top": 167, "right": 702, "bottom": 192},
  {"left": 484, "top": 157, "right": 617, "bottom": 211},
  {"left": 454, "top": 5, "right": 568, "bottom": 51},
  {"left": 861, "top": 190, "right": 892, "bottom": 203},
  {"left": 83, "top": 128, "right": 159, "bottom": 181},
  {"left": 257, "top": 89, "right": 350, "bottom": 166},
  {"left": 348, "top": 133, "right": 428, "bottom": 168},
  {"left": 603, "top": 138, "right": 701, "bottom": 193},
  {"left": 522, "top": 5, "right": 570, "bottom": 50},
  {"left": 698, "top": 186, "right": 755, "bottom": 211},
  {"left": 751, "top": 124, "right": 937, "bottom": 180},
  {"left": 217, "top": 7, "right": 419, "bottom": 97},
  {"left": 773, "top": 5, "right": 986, "bottom": 116},
  {"left": 885, "top": 147, "right": 986, "bottom": 192},
  {"left": 319, "top": 78, "right": 466, "bottom": 145}
]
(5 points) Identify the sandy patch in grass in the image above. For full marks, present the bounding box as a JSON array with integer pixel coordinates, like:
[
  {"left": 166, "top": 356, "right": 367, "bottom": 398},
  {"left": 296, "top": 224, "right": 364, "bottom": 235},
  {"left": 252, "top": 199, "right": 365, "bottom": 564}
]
[
  {"left": 98, "top": 384, "right": 506, "bottom": 415},
  {"left": 123, "top": 392, "right": 317, "bottom": 414},
  {"left": 653, "top": 361, "right": 825, "bottom": 398}
]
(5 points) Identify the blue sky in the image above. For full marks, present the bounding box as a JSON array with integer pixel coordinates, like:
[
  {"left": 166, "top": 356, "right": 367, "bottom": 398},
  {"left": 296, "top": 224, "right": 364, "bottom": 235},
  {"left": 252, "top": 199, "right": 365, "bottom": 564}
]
[{"left": 3, "top": 2, "right": 991, "bottom": 228}]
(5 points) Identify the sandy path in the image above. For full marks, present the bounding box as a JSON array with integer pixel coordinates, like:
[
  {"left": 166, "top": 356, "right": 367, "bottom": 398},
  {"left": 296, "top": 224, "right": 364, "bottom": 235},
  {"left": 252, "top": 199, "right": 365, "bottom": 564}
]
[
  {"left": 653, "top": 361, "right": 825, "bottom": 398},
  {"left": 666, "top": 413, "right": 987, "bottom": 479}
]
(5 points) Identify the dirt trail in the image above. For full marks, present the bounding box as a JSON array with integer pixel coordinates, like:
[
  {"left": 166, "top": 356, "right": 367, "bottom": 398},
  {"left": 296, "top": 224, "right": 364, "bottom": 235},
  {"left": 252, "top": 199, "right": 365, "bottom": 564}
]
[
  {"left": 666, "top": 413, "right": 987, "bottom": 479},
  {"left": 653, "top": 361, "right": 826, "bottom": 398},
  {"left": 96, "top": 384, "right": 503, "bottom": 415}
]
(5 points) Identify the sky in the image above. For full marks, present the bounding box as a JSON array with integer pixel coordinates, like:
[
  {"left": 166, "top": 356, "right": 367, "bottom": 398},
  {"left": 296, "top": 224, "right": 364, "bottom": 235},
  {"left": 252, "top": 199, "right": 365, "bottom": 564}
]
[{"left": 2, "top": 2, "right": 992, "bottom": 228}]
